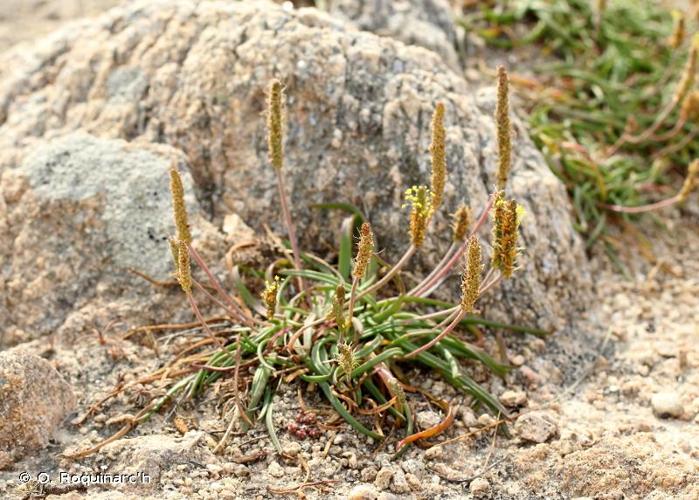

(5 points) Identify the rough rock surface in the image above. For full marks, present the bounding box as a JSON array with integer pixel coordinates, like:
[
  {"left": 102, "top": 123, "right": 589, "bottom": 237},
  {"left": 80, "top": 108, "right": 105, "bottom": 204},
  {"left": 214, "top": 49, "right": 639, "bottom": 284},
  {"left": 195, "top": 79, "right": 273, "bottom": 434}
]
[
  {"left": 0, "top": 132, "right": 220, "bottom": 346},
  {"left": 0, "top": 0, "right": 591, "bottom": 339},
  {"left": 514, "top": 411, "right": 559, "bottom": 444},
  {"left": 99, "top": 431, "right": 217, "bottom": 487},
  {"left": 327, "top": 0, "right": 461, "bottom": 70},
  {"left": 0, "top": 349, "right": 76, "bottom": 458}
]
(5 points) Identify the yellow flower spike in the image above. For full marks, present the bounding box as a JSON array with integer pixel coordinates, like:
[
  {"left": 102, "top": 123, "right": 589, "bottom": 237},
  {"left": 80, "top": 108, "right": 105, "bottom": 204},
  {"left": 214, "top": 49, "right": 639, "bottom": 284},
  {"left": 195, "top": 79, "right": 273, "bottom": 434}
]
[
  {"left": 495, "top": 66, "right": 512, "bottom": 191},
  {"left": 460, "top": 235, "right": 482, "bottom": 313},
  {"left": 267, "top": 79, "right": 285, "bottom": 171},
  {"left": 668, "top": 10, "right": 686, "bottom": 49},
  {"left": 430, "top": 102, "right": 447, "bottom": 212},
  {"left": 499, "top": 199, "right": 521, "bottom": 278},
  {"left": 680, "top": 90, "right": 699, "bottom": 122},
  {"left": 678, "top": 159, "right": 699, "bottom": 203},
  {"left": 261, "top": 276, "right": 281, "bottom": 319},
  {"left": 451, "top": 203, "right": 471, "bottom": 242},
  {"left": 491, "top": 195, "right": 522, "bottom": 278},
  {"left": 169, "top": 168, "right": 192, "bottom": 245},
  {"left": 404, "top": 185, "right": 433, "bottom": 247},
  {"left": 490, "top": 190, "right": 506, "bottom": 269},
  {"left": 176, "top": 239, "right": 192, "bottom": 294},
  {"left": 337, "top": 341, "right": 358, "bottom": 381},
  {"left": 332, "top": 284, "right": 348, "bottom": 330},
  {"left": 353, "top": 222, "right": 374, "bottom": 280}
]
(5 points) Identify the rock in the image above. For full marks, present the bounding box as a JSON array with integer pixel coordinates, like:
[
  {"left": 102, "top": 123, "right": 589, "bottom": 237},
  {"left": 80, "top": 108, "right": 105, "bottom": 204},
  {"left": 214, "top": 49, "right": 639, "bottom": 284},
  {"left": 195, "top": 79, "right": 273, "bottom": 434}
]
[
  {"left": 378, "top": 493, "right": 402, "bottom": 500},
  {"left": 500, "top": 390, "right": 528, "bottom": 407},
  {"left": 374, "top": 466, "right": 394, "bottom": 490},
  {"left": 461, "top": 407, "right": 478, "bottom": 427},
  {"left": 477, "top": 414, "right": 496, "bottom": 427},
  {"left": 0, "top": 132, "right": 218, "bottom": 346},
  {"left": 327, "top": 0, "right": 460, "bottom": 70},
  {"left": 520, "top": 366, "right": 543, "bottom": 387},
  {"left": 231, "top": 464, "right": 250, "bottom": 478},
  {"left": 267, "top": 461, "right": 285, "bottom": 478},
  {"left": 0, "top": 349, "right": 76, "bottom": 459},
  {"left": 283, "top": 441, "right": 302, "bottom": 457},
  {"left": 390, "top": 469, "right": 411, "bottom": 494},
  {"left": 416, "top": 410, "right": 442, "bottom": 429},
  {"left": 405, "top": 473, "right": 422, "bottom": 491},
  {"left": 510, "top": 354, "right": 526, "bottom": 367},
  {"left": 469, "top": 477, "right": 491, "bottom": 497},
  {"left": 348, "top": 483, "right": 379, "bottom": 500},
  {"left": 361, "top": 466, "right": 378, "bottom": 482},
  {"left": 99, "top": 431, "right": 215, "bottom": 486},
  {"left": 424, "top": 445, "right": 443, "bottom": 460},
  {"left": 0, "top": 0, "right": 592, "bottom": 337},
  {"left": 651, "top": 392, "right": 684, "bottom": 419},
  {"left": 515, "top": 412, "right": 559, "bottom": 443},
  {"left": 401, "top": 459, "right": 424, "bottom": 475}
]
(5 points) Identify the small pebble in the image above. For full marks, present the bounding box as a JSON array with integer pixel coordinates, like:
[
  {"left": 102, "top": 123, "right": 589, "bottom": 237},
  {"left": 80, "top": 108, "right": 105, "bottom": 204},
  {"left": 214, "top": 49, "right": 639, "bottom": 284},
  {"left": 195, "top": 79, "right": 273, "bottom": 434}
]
[
  {"left": 283, "top": 442, "right": 302, "bottom": 457},
  {"left": 478, "top": 414, "right": 496, "bottom": 427},
  {"left": 500, "top": 390, "right": 527, "bottom": 407},
  {"left": 470, "top": 477, "right": 491, "bottom": 497},
  {"left": 416, "top": 410, "right": 441, "bottom": 429},
  {"left": 348, "top": 483, "right": 379, "bottom": 500},
  {"left": 267, "top": 461, "right": 285, "bottom": 478},
  {"left": 461, "top": 407, "right": 478, "bottom": 427},
  {"left": 390, "top": 469, "right": 411, "bottom": 494},
  {"left": 515, "top": 411, "right": 558, "bottom": 443},
  {"left": 651, "top": 392, "right": 683, "bottom": 419},
  {"left": 374, "top": 467, "right": 393, "bottom": 490},
  {"left": 424, "top": 446, "right": 443, "bottom": 460}
]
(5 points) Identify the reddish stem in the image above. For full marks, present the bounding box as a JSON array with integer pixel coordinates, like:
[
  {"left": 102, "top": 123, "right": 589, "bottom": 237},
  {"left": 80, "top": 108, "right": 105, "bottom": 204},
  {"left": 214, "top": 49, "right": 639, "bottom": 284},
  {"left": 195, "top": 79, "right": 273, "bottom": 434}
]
[
  {"left": 412, "top": 193, "right": 495, "bottom": 297},
  {"left": 603, "top": 194, "right": 680, "bottom": 214}
]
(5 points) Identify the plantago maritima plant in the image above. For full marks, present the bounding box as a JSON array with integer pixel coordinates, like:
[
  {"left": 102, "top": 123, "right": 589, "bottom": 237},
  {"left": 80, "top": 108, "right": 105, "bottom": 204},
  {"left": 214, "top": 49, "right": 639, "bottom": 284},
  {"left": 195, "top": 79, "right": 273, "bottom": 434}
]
[{"left": 73, "top": 70, "right": 545, "bottom": 459}]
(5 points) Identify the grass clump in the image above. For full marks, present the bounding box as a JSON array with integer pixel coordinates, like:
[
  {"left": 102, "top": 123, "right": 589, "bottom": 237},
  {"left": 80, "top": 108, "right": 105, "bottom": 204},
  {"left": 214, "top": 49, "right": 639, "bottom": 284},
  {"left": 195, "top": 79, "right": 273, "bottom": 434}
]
[
  {"left": 70, "top": 71, "right": 546, "bottom": 459},
  {"left": 459, "top": 0, "right": 699, "bottom": 248}
]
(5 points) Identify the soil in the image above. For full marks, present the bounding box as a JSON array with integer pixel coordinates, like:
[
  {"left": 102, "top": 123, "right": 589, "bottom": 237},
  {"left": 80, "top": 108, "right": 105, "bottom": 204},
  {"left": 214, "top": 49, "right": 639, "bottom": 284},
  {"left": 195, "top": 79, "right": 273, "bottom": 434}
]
[{"left": 1, "top": 2, "right": 698, "bottom": 499}]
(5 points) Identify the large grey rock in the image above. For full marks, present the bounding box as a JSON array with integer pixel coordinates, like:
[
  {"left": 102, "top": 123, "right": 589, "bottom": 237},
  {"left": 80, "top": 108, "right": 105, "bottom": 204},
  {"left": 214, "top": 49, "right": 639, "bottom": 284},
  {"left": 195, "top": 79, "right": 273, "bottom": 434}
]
[
  {"left": 0, "top": 0, "right": 591, "bottom": 341},
  {"left": 0, "top": 132, "right": 212, "bottom": 345},
  {"left": 0, "top": 349, "right": 76, "bottom": 458},
  {"left": 326, "top": 0, "right": 460, "bottom": 70}
]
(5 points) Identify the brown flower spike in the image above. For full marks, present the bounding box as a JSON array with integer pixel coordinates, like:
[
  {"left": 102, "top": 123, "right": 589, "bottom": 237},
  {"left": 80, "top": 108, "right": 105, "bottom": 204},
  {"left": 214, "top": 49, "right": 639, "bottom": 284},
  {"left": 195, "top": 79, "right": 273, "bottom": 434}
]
[
  {"left": 169, "top": 168, "right": 192, "bottom": 245},
  {"left": 668, "top": 10, "right": 686, "bottom": 49},
  {"left": 405, "top": 185, "right": 432, "bottom": 247},
  {"left": 491, "top": 194, "right": 521, "bottom": 278},
  {"left": 495, "top": 66, "right": 512, "bottom": 191},
  {"left": 261, "top": 276, "right": 280, "bottom": 319},
  {"left": 430, "top": 102, "right": 447, "bottom": 211},
  {"left": 680, "top": 91, "right": 699, "bottom": 122},
  {"left": 267, "top": 79, "right": 285, "bottom": 171},
  {"left": 337, "top": 342, "right": 357, "bottom": 380},
  {"left": 678, "top": 159, "right": 699, "bottom": 203},
  {"left": 176, "top": 239, "right": 192, "bottom": 294},
  {"left": 451, "top": 203, "right": 471, "bottom": 242},
  {"left": 353, "top": 222, "right": 374, "bottom": 279},
  {"left": 332, "top": 284, "right": 348, "bottom": 330},
  {"left": 460, "top": 235, "right": 482, "bottom": 313}
]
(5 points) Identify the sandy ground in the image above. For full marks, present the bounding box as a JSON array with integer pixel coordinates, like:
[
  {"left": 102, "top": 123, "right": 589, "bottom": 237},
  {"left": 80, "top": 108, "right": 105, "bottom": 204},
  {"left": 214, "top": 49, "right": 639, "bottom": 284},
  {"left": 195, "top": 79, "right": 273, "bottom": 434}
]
[{"left": 1, "top": 2, "right": 698, "bottom": 499}]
